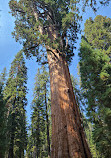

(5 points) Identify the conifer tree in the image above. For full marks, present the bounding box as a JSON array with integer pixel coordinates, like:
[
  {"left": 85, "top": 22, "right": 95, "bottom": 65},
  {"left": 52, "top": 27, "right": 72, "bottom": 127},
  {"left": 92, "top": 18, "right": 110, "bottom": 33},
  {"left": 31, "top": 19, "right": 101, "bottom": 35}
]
[
  {"left": 4, "top": 52, "right": 27, "bottom": 158},
  {"left": 83, "top": 118, "right": 100, "bottom": 158},
  {"left": 79, "top": 15, "right": 111, "bottom": 157},
  {"left": 8, "top": 0, "right": 111, "bottom": 157},
  {"left": 0, "top": 68, "right": 7, "bottom": 158},
  {"left": 26, "top": 130, "right": 34, "bottom": 158},
  {"left": 29, "top": 66, "right": 50, "bottom": 158},
  {"left": 9, "top": 0, "right": 93, "bottom": 157},
  {"left": 71, "top": 75, "right": 100, "bottom": 158}
]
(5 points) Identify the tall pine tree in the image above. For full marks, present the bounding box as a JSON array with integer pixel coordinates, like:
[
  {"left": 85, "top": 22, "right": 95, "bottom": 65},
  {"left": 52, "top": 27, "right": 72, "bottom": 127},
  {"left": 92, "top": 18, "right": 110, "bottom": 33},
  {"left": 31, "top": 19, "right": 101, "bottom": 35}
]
[
  {"left": 0, "top": 68, "right": 7, "bottom": 158},
  {"left": 79, "top": 15, "right": 111, "bottom": 157},
  {"left": 4, "top": 52, "right": 27, "bottom": 158},
  {"left": 28, "top": 66, "right": 50, "bottom": 158}
]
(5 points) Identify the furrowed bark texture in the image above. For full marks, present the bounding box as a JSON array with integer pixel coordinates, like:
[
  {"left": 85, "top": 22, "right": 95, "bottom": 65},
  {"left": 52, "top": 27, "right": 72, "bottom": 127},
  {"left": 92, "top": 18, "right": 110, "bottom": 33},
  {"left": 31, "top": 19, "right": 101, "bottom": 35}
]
[
  {"left": 32, "top": 7, "right": 91, "bottom": 157},
  {"left": 47, "top": 49, "right": 92, "bottom": 158}
]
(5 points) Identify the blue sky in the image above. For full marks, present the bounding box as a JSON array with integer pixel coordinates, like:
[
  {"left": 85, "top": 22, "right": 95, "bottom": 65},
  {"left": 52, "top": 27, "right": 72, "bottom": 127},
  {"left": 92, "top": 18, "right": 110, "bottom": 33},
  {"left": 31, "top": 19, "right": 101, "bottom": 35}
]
[{"left": 0, "top": 0, "right": 111, "bottom": 124}]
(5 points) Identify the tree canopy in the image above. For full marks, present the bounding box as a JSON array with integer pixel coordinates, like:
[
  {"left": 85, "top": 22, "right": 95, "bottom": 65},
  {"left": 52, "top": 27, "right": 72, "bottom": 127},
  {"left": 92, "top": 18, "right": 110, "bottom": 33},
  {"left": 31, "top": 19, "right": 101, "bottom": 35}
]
[
  {"left": 79, "top": 15, "right": 111, "bottom": 157},
  {"left": 9, "top": 0, "right": 81, "bottom": 64}
]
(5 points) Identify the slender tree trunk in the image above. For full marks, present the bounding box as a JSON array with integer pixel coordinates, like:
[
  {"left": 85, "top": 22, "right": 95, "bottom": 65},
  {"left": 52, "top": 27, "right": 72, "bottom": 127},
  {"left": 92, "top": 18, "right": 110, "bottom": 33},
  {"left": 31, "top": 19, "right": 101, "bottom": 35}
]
[
  {"left": 33, "top": 147, "right": 36, "bottom": 158},
  {"left": 19, "top": 147, "right": 21, "bottom": 158},
  {"left": 8, "top": 98, "right": 16, "bottom": 158},
  {"left": 0, "top": 150, "right": 3, "bottom": 158},
  {"left": 45, "top": 85, "right": 51, "bottom": 157},
  {"left": 36, "top": 118, "right": 40, "bottom": 158},
  {"left": 8, "top": 114, "right": 15, "bottom": 158},
  {"left": 47, "top": 49, "right": 92, "bottom": 158}
]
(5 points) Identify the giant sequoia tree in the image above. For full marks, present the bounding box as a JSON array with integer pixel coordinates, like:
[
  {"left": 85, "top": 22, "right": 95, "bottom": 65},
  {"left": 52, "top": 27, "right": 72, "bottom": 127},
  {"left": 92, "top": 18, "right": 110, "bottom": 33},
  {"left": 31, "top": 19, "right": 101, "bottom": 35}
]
[
  {"left": 8, "top": 0, "right": 110, "bottom": 157},
  {"left": 4, "top": 52, "right": 27, "bottom": 158},
  {"left": 79, "top": 15, "right": 111, "bottom": 157}
]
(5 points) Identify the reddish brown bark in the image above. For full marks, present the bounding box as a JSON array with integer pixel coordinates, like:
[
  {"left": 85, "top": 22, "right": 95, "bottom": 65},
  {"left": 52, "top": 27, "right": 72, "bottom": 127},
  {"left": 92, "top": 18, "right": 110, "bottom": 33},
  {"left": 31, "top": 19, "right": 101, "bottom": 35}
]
[
  {"left": 47, "top": 49, "right": 92, "bottom": 158},
  {"left": 33, "top": 8, "right": 91, "bottom": 157}
]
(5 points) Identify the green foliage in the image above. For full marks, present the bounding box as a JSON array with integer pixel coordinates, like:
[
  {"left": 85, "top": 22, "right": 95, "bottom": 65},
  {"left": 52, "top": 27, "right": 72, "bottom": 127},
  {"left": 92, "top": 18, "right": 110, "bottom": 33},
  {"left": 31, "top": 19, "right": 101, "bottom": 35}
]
[
  {"left": 83, "top": 118, "right": 100, "bottom": 158},
  {"left": 84, "top": 15, "right": 111, "bottom": 50},
  {"left": 71, "top": 75, "right": 85, "bottom": 111},
  {"left": 8, "top": 0, "right": 111, "bottom": 65},
  {"left": 79, "top": 16, "right": 111, "bottom": 157},
  {"left": 4, "top": 51, "right": 27, "bottom": 158},
  {"left": 92, "top": 107, "right": 111, "bottom": 158},
  {"left": 26, "top": 130, "right": 34, "bottom": 158},
  {"left": 82, "top": 0, "right": 110, "bottom": 12},
  {"left": 79, "top": 39, "right": 111, "bottom": 109},
  {"left": 0, "top": 68, "right": 7, "bottom": 157},
  {"left": 27, "top": 66, "right": 51, "bottom": 157},
  {"left": 9, "top": 0, "right": 81, "bottom": 63},
  {"left": 71, "top": 75, "right": 100, "bottom": 157}
]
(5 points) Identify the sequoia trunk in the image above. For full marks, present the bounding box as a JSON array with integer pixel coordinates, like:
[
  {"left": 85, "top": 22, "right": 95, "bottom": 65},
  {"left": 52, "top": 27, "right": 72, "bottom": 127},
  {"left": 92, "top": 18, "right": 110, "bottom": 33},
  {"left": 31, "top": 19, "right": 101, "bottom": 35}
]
[{"left": 47, "top": 49, "right": 92, "bottom": 158}]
